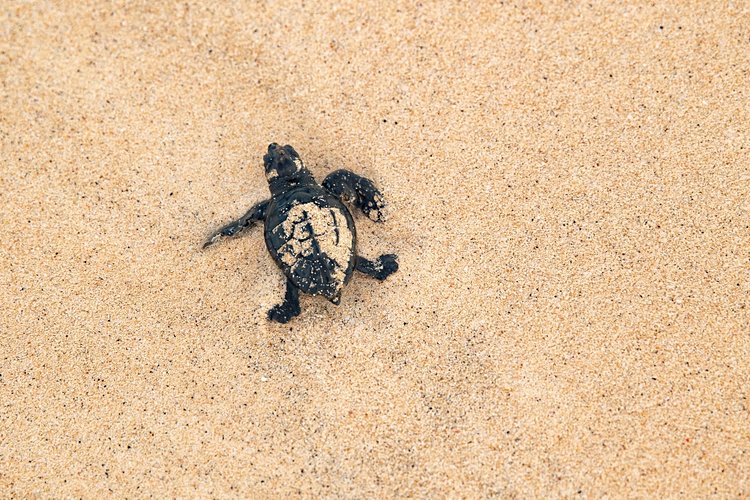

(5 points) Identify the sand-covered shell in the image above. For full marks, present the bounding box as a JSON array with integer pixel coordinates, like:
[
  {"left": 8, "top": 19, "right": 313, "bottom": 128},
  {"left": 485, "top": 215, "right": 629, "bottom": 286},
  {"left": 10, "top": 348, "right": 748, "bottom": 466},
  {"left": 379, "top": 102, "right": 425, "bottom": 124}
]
[{"left": 264, "top": 189, "right": 357, "bottom": 301}]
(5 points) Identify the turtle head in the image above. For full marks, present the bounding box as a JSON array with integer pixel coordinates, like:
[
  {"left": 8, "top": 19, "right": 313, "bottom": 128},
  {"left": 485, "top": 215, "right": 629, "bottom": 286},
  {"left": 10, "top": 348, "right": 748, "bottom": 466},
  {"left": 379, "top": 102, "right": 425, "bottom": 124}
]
[{"left": 263, "top": 143, "right": 310, "bottom": 184}]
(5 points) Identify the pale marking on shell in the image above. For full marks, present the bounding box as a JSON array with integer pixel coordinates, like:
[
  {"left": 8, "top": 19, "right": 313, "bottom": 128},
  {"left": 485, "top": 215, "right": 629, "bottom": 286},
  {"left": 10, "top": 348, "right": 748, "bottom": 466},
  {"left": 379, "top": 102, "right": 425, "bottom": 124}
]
[{"left": 275, "top": 201, "right": 353, "bottom": 290}]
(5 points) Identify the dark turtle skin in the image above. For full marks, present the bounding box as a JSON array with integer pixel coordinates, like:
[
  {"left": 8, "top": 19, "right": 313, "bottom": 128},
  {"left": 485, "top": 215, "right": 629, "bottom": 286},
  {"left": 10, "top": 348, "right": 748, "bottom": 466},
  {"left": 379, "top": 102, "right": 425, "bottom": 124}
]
[{"left": 203, "top": 143, "right": 398, "bottom": 323}]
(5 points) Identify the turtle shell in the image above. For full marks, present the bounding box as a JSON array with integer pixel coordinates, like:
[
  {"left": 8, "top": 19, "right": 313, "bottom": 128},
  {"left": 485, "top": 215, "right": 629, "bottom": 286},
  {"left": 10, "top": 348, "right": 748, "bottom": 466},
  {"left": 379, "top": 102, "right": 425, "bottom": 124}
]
[{"left": 264, "top": 186, "right": 357, "bottom": 301}]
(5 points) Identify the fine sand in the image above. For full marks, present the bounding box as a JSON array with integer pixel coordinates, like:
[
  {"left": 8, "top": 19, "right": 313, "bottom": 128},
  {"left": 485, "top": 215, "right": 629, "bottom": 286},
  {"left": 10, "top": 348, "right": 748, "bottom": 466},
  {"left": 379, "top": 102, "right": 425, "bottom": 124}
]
[{"left": 2, "top": 1, "right": 749, "bottom": 497}]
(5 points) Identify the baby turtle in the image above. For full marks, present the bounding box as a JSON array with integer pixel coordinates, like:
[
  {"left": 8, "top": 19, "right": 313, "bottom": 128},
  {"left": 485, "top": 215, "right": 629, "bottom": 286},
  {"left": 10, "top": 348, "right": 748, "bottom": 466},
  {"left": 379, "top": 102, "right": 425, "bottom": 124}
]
[{"left": 203, "top": 143, "right": 398, "bottom": 323}]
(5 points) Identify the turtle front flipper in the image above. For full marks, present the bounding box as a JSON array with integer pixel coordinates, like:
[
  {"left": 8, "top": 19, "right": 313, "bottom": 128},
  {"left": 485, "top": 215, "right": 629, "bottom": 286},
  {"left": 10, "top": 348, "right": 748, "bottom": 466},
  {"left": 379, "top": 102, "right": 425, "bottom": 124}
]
[
  {"left": 268, "top": 278, "right": 301, "bottom": 323},
  {"left": 322, "top": 170, "right": 387, "bottom": 222},
  {"left": 203, "top": 199, "right": 270, "bottom": 248}
]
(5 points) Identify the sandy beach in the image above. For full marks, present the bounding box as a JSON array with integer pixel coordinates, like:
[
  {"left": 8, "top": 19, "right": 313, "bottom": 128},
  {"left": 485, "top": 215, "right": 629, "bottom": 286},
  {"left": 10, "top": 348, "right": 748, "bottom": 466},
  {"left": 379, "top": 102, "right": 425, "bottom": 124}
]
[{"left": 2, "top": 1, "right": 749, "bottom": 496}]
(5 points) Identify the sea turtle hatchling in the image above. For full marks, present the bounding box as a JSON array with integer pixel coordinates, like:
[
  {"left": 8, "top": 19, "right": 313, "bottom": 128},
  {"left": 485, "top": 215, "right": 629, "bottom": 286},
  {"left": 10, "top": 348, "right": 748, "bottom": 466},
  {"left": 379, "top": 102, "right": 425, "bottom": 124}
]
[{"left": 203, "top": 143, "right": 398, "bottom": 323}]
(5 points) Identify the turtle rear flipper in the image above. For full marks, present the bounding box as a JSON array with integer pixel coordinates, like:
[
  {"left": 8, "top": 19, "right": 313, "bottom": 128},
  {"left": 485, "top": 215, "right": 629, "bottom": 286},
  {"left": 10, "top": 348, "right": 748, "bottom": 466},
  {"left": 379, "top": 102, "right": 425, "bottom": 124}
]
[
  {"left": 356, "top": 254, "right": 399, "bottom": 281},
  {"left": 268, "top": 278, "right": 301, "bottom": 323}
]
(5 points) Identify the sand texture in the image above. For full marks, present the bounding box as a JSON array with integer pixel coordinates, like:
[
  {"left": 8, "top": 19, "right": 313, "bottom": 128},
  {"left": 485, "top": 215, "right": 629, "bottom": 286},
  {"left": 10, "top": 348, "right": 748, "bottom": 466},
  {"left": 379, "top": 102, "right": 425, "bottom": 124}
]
[{"left": 2, "top": 1, "right": 749, "bottom": 497}]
